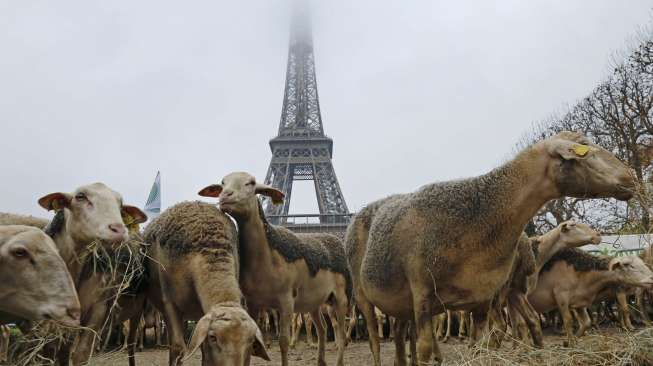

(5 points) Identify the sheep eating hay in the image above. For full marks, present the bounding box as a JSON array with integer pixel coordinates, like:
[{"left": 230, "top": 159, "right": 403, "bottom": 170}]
[{"left": 143, "top": 200, "right": 269, "bottom": 365}]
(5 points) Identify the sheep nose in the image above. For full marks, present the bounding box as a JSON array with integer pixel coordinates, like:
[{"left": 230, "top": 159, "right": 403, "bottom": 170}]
[{"left": 108, "top": 223, "right": 126, "bottom": 236}]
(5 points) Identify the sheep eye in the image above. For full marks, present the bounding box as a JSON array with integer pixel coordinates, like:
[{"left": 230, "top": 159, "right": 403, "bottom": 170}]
[
  {"left": 12, "top": 248, "right": 28, "bottom": 259},
  {"left": 75, "top": 193, "right": 87, "bottom": 201},
  {"left": 246, "top": 181, "right": 255, "bottom": 186}
]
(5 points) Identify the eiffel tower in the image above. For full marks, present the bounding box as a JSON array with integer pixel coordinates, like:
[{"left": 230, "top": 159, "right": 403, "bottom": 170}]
[{"left": 262, "top": 1, "right": 350, "bottom": 231}]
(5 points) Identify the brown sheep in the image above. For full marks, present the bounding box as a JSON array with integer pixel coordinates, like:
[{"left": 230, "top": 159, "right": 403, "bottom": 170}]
[
  {"left": 529, "top": 248, "right": 653, "bottom": 346},
  {"left": 143, "top": 201, "right": 269, "bottom": 366},
  {"left": 198, "top": 171, "right": 352, "bottom": 366},
  {"left": 346, "top": 131, "right": 636, "bottom": 365}
]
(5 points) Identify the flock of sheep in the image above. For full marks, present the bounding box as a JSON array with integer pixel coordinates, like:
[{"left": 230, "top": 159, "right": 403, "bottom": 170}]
[{"left": 2, "top": 130, "right": 653, "bottom": 366}]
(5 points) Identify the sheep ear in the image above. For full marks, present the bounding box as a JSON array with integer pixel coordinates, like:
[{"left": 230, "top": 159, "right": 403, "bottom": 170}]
[
  {"left": 255, "top": 184, "right": 284, "bottom": 205},
  {"left": 198, "top": 184, "right": 223, "bottom": 198},
  {"left": 561, "top": 223, "right": 569, "bottom": 233},
  {"left": 252, "top": 327, "right": 270, "bottom": 361},
  {"left": 609, "top": 260, "right": 623, "bottom": 271},
  {"left": 122, "top": 205, "right": 148, "bottom": 225},
  {"left": 38, "top": 193, "right": 72, "bottom": 211},
  {"left": 549, "top": 139, "right": 592, "bottom": 160},
  {"left": 184, "top": 314, "right": 211, "bottom": 361}
]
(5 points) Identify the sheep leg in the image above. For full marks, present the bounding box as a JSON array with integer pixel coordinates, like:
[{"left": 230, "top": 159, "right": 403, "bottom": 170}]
[
  {"left": 377, "top": 311, "right": 384, "bottom": 339},
  {"left": 357, "top": 296, "right": 382, "bottom": 366},
  {"left": 616, "top": 291, "right": 634, "bottom": 331},
  {"left": 393, "top": 319, "right": 408, "bottom": 366},
  {"left": 636, "top": 289, "right": 652, "bottom": 326},
  {"left": 139, "top": 318, "right": 145, "bottom": 351},
  {"left": 332, "top": 293, "right": 348, "bottom": 366},
  {"left": 155, "top": 312, "right": 163, "bottom": 346},
  {"left": 161, "top": 302, "right": 186, "bottom": 366},
  {"left": 290, "top": 313, "right": 301, "bottom": 349},
  {"left": 345, "top": 307, "right": 357, "bottom": 345},
  {"left": 506, "top": 299, "right": 523, "bottom": 347},
  {"left": 444, "top": 310, "right": 451, "bottom": 343},
  {"left": 278, "top": 300, "right": 294, "bottom": 366},
  {"left": 126, "top": 314, "right": 141, "bottom": 366},
  {"left": 509, "top": 293, "right": 543, "bottom": 348},
  {"left": 411, "top": 287, "right": 440, "bottom": 365},
  {"left": 409, "top": 321, "right": 420, "bottom": 366},
  {"left": 304, "top": 313, "right": 317, "bottom": 346},
  {"left": 575, "top": 308, "right": 591, "bottom": 337},
  {"left": 487, "top": 302, "right": 506, "bottom": 348},
  {"left": 71, "top": 303, "right": 109, "bottom": 366},
  {"left": 309, "top": 309, "right": 327, "bottom": 366},
  {"left": 469, "top": 304, "right": 489, "bottom": 346},
  {"left": 458, "top": 311, "right": 467, "bottom": 338},
  {"left": 554, "top": 292, "right": 575, "bottom": 347}
]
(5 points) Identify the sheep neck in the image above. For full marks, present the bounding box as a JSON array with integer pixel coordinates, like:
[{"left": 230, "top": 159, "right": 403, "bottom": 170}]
[
  {"left": 534, "top": 229, "right": 563, "bottom": 272},
  {"left": 578, "top": 270, "right": 622, "bottom": 305},
  {"left": 51, "top": 228, "right": 85, "bottom": 284},
  {"left": 498, "top": 147, "right": 559, "bottom": 230},
  {"left": 237, "top": 203, "right": 274, "bottom": 273}
]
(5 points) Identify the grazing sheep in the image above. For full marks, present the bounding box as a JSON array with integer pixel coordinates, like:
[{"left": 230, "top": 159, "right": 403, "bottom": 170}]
[
  {"left": 346, "top": 131, "right": 636, "bottom": 365},
  {"left": 198, "top": 171, "right": 352, "bottom": 366},
  {"left": 6, "top": 182, "right": 148, "bottom": 365},
  {"left": 0, "top": 225, "right": 80, "bottom": 326},
  {"left": 143, "top": 201, "right": 269, "bottom": 366},
  {"left": 529, "top": 248, "right": 653, "bottom": 346}
]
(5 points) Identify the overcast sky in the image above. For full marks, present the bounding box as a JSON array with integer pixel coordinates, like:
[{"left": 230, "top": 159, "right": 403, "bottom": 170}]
[{"left": 1, "top": 1, "right": 651, "bottom": 218}]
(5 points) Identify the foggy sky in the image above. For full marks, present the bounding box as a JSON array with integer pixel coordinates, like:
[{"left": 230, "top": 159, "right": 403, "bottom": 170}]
[{"left": 1, "top": 1, "right": 651, "bottom": 218}]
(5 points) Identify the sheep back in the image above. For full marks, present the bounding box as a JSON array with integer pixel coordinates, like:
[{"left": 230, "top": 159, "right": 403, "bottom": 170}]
[
  {"left": 264, "top": 224, "right": 352, "bottom": 301},
  {"left": 144, "top": 201, "right": 238, "bottom": 267},
  {"left": 542, "top": 247, "right": 610, "bottom": 273},
  {"left": 0, "top": 212, "right": 49, "bottom": 229}
]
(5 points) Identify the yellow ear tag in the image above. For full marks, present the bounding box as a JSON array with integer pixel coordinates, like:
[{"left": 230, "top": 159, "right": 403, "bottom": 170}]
[
  {"left": 122, "top": 213, "right": 140, "bottom": 234},
  {"left": 572, "top": 144, "right": 589, "bottom": 157},
  {"left": 122, "top": 213, "right": 134, "bottom": 226},
  {"left": 52, "top": 200, "right": 61, "bottom": 211}
]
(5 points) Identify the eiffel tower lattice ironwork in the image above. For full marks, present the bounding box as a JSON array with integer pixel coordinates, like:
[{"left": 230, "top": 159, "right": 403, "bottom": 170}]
[{"left": 262, "top": 1, "right": 350, "bottom": 229}]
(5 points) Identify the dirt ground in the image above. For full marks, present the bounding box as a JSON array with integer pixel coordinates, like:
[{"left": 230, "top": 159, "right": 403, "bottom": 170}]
[
  {"left": 89, "top": 329, "right": 633, "bottom": 366},
  {"left": 92, "top": 337, "right": 459, "bottom": 366}
]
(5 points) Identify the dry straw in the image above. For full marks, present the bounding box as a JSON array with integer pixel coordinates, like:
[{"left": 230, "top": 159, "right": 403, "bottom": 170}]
[
  {"left": 9, "top": 236, "right": 149, "bottom": 365},
  {"left": 448, "top": 328, "right": 653, "bottom": 366}
]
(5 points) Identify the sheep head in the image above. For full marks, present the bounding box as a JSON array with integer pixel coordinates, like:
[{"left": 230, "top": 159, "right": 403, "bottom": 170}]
[
  {"left": 184, "top": 305, "right": 270, "bottom": 365},
  {"left": 539, "top": 132, "right": 636, "bottom": 201},
  {"left": 38, "top": 182, "right": 147, "bottom": 244},
  {"left": 198, "top": 172, "right": 284, "bottom": 220},
  {"left": 0, "top": 225, "right": 80, "bottom": 326}
]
